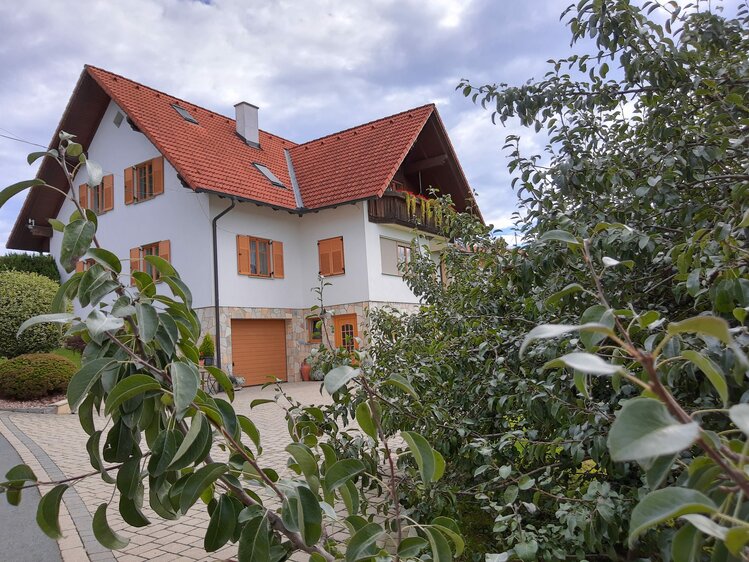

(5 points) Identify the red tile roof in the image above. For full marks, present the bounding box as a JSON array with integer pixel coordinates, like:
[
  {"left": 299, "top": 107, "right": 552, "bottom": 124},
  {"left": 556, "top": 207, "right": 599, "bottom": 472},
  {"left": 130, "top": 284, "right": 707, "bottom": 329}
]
[
  {"left": 87, "top": 66, "right": 299, "bottom": 209},
  {"left": 290, "top": 105, "right": 434, "bottom": 209}
]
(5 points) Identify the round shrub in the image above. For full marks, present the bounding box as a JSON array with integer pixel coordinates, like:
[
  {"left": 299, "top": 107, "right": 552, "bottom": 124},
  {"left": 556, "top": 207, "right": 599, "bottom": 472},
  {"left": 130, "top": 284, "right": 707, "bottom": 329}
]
[
  {"left": 0, "top": 353, "right": 77, "bottom": 400},
  {"left": 0, "top": 270, "right": 62, "bottom": 358}
]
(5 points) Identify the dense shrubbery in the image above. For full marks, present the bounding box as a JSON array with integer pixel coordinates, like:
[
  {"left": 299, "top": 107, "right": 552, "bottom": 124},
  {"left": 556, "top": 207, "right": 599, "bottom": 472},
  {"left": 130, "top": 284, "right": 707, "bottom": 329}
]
[
  {"left": 0, "top": 253, "right": 60, "bottom": 282},
  {"left": 0, "top": 353, "right": 76, "bottom": 400},
  {"left": 0, "top": 270, "right": 62, "bottom": 358}
]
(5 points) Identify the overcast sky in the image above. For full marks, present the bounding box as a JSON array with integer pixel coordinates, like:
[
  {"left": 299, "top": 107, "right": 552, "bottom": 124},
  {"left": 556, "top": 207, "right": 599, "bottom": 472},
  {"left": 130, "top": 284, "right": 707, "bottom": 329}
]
[{"left": 0, "top": 0, "right": 573, "bottom": 251}]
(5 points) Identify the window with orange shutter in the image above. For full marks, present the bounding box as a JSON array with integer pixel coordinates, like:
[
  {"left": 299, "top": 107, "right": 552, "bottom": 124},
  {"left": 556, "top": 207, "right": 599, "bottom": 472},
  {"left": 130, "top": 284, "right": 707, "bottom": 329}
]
[
  {"left": 130, "top": 240, "right": 170, "bottom": 285},
  {"left": 236, "top": 235, "right": 284, "bottom": 278},
  {"left": 318, "top": 236, "right": 345, "bottom": 276},
  {"left": 126, "top": 156, "right": 164, "bottom": 204},
  {"left": 80, "top": 174, "right": 115, "bottom": 214}
]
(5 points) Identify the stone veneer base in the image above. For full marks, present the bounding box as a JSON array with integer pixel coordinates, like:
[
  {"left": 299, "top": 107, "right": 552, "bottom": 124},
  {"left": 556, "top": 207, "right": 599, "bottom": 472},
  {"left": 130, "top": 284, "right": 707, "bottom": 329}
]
[{"left": 195, "top": 301, "right": 420, "bottom": 382}]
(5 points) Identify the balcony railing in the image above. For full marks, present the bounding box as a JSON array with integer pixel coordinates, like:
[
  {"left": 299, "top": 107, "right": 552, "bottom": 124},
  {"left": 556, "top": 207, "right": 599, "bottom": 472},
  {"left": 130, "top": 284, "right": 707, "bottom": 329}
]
[{"left": 368, "top": 191, "right": 441, "bottom": 235}]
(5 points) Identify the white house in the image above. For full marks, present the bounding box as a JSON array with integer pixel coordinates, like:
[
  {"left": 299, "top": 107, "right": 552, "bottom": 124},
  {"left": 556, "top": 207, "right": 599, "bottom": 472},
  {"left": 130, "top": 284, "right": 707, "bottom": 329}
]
[{"left": 8, "top": 66, "right": 482, "bottom": 384}]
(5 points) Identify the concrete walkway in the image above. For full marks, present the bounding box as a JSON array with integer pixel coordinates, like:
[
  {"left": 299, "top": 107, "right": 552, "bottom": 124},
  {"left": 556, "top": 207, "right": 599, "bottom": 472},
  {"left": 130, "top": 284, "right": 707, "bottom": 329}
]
[
  {"left": 0, "top": 382, "right": 334, "bottom": 562},
  {"left": 0, "top": 431, "right": 62, "bottom": 561}
]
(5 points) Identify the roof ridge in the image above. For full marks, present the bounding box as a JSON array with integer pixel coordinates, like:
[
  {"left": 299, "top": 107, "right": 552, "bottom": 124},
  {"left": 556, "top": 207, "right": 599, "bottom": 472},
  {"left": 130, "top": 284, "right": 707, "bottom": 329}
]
[
  {"left": 84, "top": 64, "right": 298, "bottom": 146},
  {"left": 293, "top": 103, "right": 435, "bottom": 148}
]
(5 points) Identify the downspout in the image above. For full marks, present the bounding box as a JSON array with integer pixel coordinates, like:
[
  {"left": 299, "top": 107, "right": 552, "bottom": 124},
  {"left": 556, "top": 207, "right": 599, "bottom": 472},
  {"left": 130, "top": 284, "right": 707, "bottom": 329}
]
[{"left": 212, "top": 198, "right": 237, "bottom": 370}]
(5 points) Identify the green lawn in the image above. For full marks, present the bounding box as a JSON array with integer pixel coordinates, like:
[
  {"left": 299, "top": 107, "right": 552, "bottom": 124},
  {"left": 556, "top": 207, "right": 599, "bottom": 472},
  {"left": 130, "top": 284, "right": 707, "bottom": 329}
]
[{"left": 51, "top": 347, "right": 81, "bottom": 367}]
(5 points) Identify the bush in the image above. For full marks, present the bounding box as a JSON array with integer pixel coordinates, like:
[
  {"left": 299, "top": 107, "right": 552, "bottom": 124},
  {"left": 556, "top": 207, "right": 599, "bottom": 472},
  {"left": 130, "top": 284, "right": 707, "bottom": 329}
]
[
  {"left": 0, "top": 253, "right": 60, "bottom": 282},
  {"left": 0, "top": 353, "right": 77, "bottom": 400},
  {"left": 0, "top": 270, "right": 62, "bottom": 358},
  {"left": 199, "top": 333, "right": 215, "bottom": 358},
  {"left": 63, "top": 335, "right": 86, "bottom": 353}
]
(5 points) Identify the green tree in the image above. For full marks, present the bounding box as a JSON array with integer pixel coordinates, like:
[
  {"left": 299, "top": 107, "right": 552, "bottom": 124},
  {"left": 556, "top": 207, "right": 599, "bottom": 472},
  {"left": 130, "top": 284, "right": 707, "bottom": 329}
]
[{"left": 343, "top": 0, "right": 748, "bottom": 559}]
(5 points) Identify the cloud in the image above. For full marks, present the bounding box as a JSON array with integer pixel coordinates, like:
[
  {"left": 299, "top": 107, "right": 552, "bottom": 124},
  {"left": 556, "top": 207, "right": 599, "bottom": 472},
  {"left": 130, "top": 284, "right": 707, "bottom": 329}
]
[{"left": 0, "top": 0, "right": 572, "bottom": 252}]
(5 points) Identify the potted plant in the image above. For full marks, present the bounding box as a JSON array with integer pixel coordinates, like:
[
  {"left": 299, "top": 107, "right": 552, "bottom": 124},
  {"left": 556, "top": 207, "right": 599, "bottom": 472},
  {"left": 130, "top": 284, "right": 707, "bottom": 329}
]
[
  {"left": 199, "top": 333, "right": 215, "bottom": 367},
  {"left": 299, "top": 358, "right": 311, "bottom": 382}
]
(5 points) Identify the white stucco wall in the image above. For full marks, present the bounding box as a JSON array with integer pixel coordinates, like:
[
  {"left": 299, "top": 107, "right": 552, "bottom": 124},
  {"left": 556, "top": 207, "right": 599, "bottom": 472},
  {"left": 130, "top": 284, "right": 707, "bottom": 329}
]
[
  {"left": 213, "top": 200, "right": 371, "bottom": 309},
  {"left": 50, "top": 100, "right": 214, "bottom": 311}
]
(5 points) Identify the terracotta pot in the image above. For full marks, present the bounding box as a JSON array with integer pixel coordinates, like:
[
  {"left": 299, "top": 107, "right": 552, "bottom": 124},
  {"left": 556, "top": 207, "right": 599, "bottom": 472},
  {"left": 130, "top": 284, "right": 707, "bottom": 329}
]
[{"left": 300, "top": 361, "right": 312, "bottom": 382}]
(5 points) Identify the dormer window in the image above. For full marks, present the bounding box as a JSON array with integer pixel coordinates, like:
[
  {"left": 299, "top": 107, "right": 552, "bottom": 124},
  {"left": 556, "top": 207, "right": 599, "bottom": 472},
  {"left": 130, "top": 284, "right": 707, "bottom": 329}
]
[
  {"left": 253, "top": 163, "right": 285, "bottom": 188},
  {"left": 172, "top": 104, "right": 198, "bottom": 124}
]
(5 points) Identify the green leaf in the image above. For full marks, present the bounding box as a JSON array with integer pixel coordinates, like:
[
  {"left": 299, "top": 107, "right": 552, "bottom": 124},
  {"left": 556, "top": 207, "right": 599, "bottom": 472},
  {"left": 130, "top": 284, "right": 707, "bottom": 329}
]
[
  {"left": 105, "top": 375, "right": 161, "bottom": 415},
  {"left": 323, "top": 459, "right": 365, "bottom": 493},
  {"left": 179, "top": 463, "right": 226, "bottom": 513},
  {"left": 679, "top": 514, "right": 727, "bottom": 540},
  {"left": 667, "top": 315, "right": 733, "bottom": 345},
  {"left": 87, "top": 431, "right": 115, "bottom": 484},
  {"left": 682, "top": 350, "right": 728, "bottom": 406},
  {"left": 539, "top": 229, "right": 580, "bottom": 245},
  {"left": 545, "top": 283, "right": 584, "bottom": 307},
  {"left": 67, "top": 359, "right": 119, "bottom": 410},
  {"left": 398, "top": 536, "right": 428, "bottom": 557},
  {"left": 346, "top": 522, "right": 384, "bottom": 562},
  {"left": 355, "top": 401, "right": 378, "bottom": 440},
  {"left": 608, "top": 398, "right": 700, "bottom": 462},
  {"left": 66, "top": 142, "right": 83, "bottom": 157},
  {"left": 0, "top": 179, "right": 43, "bottom": 209},
  {"left": 686, "top": 268, "right": 701, "bottom": 297},
  {"left": 296, "top": 485, "right": 322, "bottom": 546},
  {"left": 83, "top": 248, "right": 122, "bottom": 274},
  {"left": 671, "top": 520, "right": 702, "bottom": 562},
  {"left": 432, "top": 516, "right": 464, "bottom": 555},
  {"left": 514, "top": 540, "right": 539, "bottom": 562},
  {"left": 725, "top": 526, "right": 749, "bottom": 556},
  {"left": 544, "top": 352, "right": 622, "bottom": 376},
  {"left": 204, "top": 366, "right": 234, "bottom": 402},
  {"left": 143, "top": 255, "right": 177, "bottom": 279},
  {"left": 729, "top": 404, "right": 749, "bottom": 435},
  {"left": 520, "top": 322, "right": 615, "bottom": 356},
  {"left": 17, "top": 313, "right": 75, "bottom": 336},
  {"left": 168, "top": 413, "right": 207, "bottom": 471},
  {"left": 205, "top": 495, "right": 236, "bottom": 552},
  {"left": 5, "top": 464, "right": 37, "bottom": 483},
  {"left": 286, "top": 443, "right": 320, "bottom": 492},
  {"left": 92, "top": 502, "right": 129, "bottom": 550},
  {"left": 573, "top": 371, "right": 590, "bottom": 399},
  {"left": 425, "top": 526, "right": 453, "bottom": 562},
  {"left": 36, "top": 484, "right": 68, "bottom": 539},
  {"left": 60, "top": 219, "right": 96, "bottom": 273},
  {"left": 324, "top": 365, "right": 360, "bottom": 394},
  {"left": 171, "top": 361, "right": 200, "bottom": 417},
  {"left": 504, "top": 484, "right": 519, "bottom": 504},
  {"left": 237, "top": 511, "right": 270, "bottom": 561},
  {"left": 116, "top": 456, "right": 142, "bottom": 499},
  {"left": 645, "top": 453, "right": 676, "bottom": 489},
  {"left": 27, "top": 150, "right": 56, "bottom": 165},
  {"left": 237, "top": 415, "right": 262, "bottom": 454},
  {"left": 48, "top": 218, "right": 65, "bottom": 232},
  {"left": 402, "top": 431, "right": 444, "bottom": 483},
  {"left": 628, "top": 488, "right": 716, "bottom": 547},
  {"left": 383, "top": 373, "right": 419, "bottom": 399},
  {"left": 119, "top": 486, "right": 150, "bottom": 528},
  {"left": 135, "top": 303, "right": 159, "bottom": 343},
  {"left": 85, "top": 309, "right": 125, "bottom": 343}
]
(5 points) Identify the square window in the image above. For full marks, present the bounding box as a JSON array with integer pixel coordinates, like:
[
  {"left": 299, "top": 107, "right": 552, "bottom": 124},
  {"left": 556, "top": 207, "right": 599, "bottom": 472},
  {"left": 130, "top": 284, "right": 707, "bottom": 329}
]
[
  {"left": 308, "top": 317, "right": 323, "bottom": 343},
  {"left": 136, "top": 162, "right": 154, "bottom": 201},
  {"left": 397, "top": 244, "right": 412, "bottom": 271}
]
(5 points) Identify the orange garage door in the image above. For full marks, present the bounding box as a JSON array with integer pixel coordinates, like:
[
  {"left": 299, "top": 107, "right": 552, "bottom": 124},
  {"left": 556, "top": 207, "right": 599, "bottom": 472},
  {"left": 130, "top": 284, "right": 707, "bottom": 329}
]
[{"left": 231, "top": 319, "right": 287, "bottom": 386}]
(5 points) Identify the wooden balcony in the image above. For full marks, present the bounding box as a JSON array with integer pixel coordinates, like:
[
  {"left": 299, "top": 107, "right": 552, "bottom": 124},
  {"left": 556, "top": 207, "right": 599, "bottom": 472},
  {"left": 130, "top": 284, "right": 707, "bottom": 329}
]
[{"left": 368, "top": 191, "right": 441, "bottom": 235}]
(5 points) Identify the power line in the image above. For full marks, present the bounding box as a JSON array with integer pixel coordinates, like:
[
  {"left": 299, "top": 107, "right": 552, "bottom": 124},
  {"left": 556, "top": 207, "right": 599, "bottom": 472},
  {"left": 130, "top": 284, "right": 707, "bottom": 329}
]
[{"left": 0, "top": 132, "right": 48, "bottom": 149}]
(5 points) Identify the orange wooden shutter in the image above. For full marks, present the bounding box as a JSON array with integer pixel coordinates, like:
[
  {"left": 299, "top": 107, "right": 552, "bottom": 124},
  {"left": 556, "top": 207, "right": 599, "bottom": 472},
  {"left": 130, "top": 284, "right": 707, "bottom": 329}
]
[
  {"left": 318, "top": 239, "right": 332, "bottom": 276},
  {"left": 272, "top": 241, "right": 284, "bottom": 278},
  {"left": 331, "top": 237, "right": 345, "bottom": 274},
  {"left": 152, "top": 156, "right": 164, "bottom": 196},
  {"left": 158, "top": 240, "right": 171, "bottom": 263},
  {"left": 124, "top": 167, "right": 134, "bottom": 205},
  {"left": 79, "top": 184, "right": 88, "bottom": 210},
  {"left": 102, "top": 174, "right": 114, "bottom": 212},
  {"left": 130, "top": 247, "right": 141, "bottom": 285},
  {"left": 237, "top": 235, "right": 250, "bottom": 275},
  {"left": 75, "top": 260, "right": 84, "bottom": 273}
]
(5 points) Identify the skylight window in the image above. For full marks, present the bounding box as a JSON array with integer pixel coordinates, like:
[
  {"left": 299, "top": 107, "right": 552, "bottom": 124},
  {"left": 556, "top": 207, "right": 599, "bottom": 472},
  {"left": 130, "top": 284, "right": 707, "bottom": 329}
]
[
  {"left": 253, "top": 163, "right": 286, "bottom": 188},
  {"left": 172, "top": 104, "right": 198, "bottom": 124}
]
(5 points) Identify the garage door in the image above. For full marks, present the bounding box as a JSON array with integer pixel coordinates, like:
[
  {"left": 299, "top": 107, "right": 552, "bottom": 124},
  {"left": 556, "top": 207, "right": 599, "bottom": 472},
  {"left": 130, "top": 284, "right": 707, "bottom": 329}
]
[{"left": 231, "top": 319, "right": 287, "bottom": 386}]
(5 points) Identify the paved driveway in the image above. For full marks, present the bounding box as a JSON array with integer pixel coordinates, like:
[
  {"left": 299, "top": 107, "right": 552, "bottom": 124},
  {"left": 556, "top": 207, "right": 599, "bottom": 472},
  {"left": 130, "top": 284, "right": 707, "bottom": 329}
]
[{"left": 0, "top": 382, "right": 332, "bottom": 562}]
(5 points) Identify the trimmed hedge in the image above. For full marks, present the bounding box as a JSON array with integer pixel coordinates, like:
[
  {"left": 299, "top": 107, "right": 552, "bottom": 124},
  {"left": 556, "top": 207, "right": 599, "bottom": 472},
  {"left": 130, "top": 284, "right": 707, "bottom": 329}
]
[
  {"left": 0, "top": 270, "right": 62, "bottom": 358},
  {"left": 0, "top": 353, "right": 77, "bottom": 400},
  {"left": 0, "top": 253, "right": 60, "bottom": 282}
]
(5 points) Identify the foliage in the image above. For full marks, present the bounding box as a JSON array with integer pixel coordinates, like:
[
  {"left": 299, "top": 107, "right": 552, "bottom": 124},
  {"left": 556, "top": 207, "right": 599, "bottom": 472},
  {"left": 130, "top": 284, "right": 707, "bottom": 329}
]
[
  {"left": 0, "top": 353, "right": 77, "bottom": 400},
  {"left": 0, "top": 136, "right": 461, "bottom": 561},
  {"left": 0, "top": 252, "right": 60, "bottom": 283},
  {"left": 306, "top": 344, "right": 354, "bottom": 381},
  {"left": 334, "top": 0, "right": 749, "bottom": 559},
  {"left": 0, "top": 270, "right": 62, "bottom": 358},
  {"left": 198, "top": 333, "right": 214, "bottom": 358},
  {"left": 63, "top": 334, "right": 86, "bottom": 353}
]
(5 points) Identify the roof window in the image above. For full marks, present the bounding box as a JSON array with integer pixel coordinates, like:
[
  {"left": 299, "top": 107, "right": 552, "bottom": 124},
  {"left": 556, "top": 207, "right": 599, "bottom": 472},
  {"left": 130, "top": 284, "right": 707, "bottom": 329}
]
[
  {"left": 172, "top": 104, "right": 198, "bottom": 124},
  {"left": 253, "top": 163, "right": 285, "bottom": 188}
]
